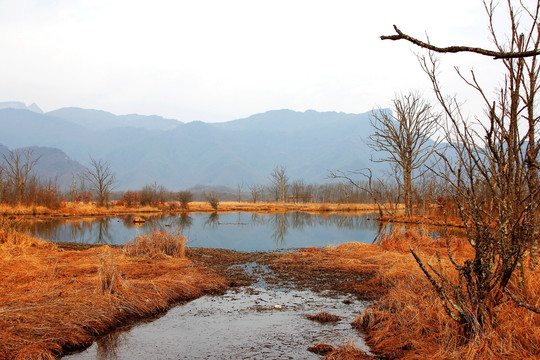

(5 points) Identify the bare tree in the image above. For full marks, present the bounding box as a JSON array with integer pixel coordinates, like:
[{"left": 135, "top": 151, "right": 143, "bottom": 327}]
[
  {"left": 290, "top": 179, "right": 308, "bottom": 203},
  {"left": 270, "top": 165, "right": 289, "bottom": 202},
  {"left": 82, "top": 157, "right": 116, "bottom": 207},
  {"left": 329, "top": 168, "right": 401, "bottom": 217},
  {"left": 0, "top": 164, "right": 6, "bottom": 203},
  {"left": 237, "top": 183, "right": 244, "bottom": 202},
  {"left": 382, "top": 0, "right": 540, "bottom": 336},
  {"left": 368, "top": 92, "right": 440, "bottom": 217},
  {"left": 2, "top": 149, "right": 40, "bottom": 204},
  {"left": 249, "top": 184, "right": 262, "bottom": 203}
]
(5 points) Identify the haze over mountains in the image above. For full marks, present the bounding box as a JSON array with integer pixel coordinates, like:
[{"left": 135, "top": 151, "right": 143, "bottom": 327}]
[{"left": 0, "top": 102, "right": 387, "bottom": 191}]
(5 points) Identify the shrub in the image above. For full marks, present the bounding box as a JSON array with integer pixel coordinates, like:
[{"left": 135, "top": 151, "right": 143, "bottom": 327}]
[
  {"left": 177, "top": 191, "right": 193, "bottom": 210},
  {"left": 205, "top": 192, "right": 219, "bottom": 210},
  {"left": 122, "top": 190, "right": 140, "bottom": 207}
]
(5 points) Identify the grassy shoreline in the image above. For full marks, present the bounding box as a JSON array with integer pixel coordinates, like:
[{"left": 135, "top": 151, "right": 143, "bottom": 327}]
[{"left": 0, "top": 201, "right": 387, "bottom": 218}]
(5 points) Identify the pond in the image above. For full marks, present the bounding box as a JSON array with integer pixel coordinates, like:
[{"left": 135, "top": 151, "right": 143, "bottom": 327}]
[{"left": 18, "top": 212, "right": 384, "bottom": 251}]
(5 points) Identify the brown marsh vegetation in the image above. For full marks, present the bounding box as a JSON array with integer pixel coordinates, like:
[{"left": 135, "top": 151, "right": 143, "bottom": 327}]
[
  {"left": 268, "top": 230, "right": 540, "bottom": 359},
  {"left": 0, "top": 224, "right": 226, "bottom": 359},
  {"left": 0, "top": 210, "right": 537, "bottom": 359}
]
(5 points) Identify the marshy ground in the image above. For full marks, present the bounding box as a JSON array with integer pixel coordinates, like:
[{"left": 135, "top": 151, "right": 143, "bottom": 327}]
[
  {"left": 66, "top": 248, "right": 373, "bottom": 359},
  {"left": 1, "top": 211, "right": 538, "bottom": 359}
]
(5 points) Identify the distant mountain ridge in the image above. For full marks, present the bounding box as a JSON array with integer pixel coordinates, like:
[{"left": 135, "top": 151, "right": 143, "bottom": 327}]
[
  {"left": 0, "top": 106, "right": 388, "bottom": 190},
  {"left": 47, "top": 107, "right": 182, "bottom": 131}
]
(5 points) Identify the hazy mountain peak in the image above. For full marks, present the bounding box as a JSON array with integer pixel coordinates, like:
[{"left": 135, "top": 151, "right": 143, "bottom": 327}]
[
  {"left": 27, "top": 103, "right": 43, "bottom": 113},
  {"left": 0, "top": 101, "right": 43, "bottom": 113}
]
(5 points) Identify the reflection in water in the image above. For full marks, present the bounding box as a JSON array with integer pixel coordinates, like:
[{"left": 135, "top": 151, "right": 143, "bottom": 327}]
[
  {"left": 95, "top": 331, "right": 126, "bottom": 360},
  {"left": 94, "top": 219, "right": 112, "bottom": 245},
  {"left": 177, "top": 213, "right": 193, "bottom": 234},
  {"left": 17, "top": 212, "right": 408, "bottom": 251},
  {"left": 270, "top": 213, "right": 289, "bottom": 245},
  {"left": 204, "top": 212, "right": 220, "bottom": 228}
]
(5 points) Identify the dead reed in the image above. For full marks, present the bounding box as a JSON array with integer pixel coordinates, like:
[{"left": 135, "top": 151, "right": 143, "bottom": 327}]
[
  {"left": 96, "top": 249, "right": 123, "bottom": 295},
  {"left": 124, "top": 229, "right": 186, "bottom": 258},
  {"left": 306, "top": 311, "right": 343, "bottom": 323},
  {"left": 307, "top": 343, "right": 335, "bottom": 355},
  {"left": 322, "top": 342, "right": 372, "bottom": 360}
]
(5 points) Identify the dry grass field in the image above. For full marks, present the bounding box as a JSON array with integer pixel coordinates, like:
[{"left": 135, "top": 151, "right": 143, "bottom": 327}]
[
  {"left": 0, "top": 201, "right": 385, "bottom": 217},
  {"left": 0, "top": 226, "right": 226, "bottom": 359}
]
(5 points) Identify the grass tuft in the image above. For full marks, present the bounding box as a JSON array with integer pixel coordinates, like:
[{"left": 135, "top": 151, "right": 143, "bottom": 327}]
[
  {"left": 306, "top": 311, "right": 343, "bottom": 323},
  {"left": 307, "top": 343, "right": 335, "bottom": 355},
  {"left": 124, "top": 230, "right": 186, "bottom": 258},
  {"left": 322, "top": 342, "right": 372, "bottom": 360},
  {"left": 96, "top": 249, "right": 123, "bottom": 295}
]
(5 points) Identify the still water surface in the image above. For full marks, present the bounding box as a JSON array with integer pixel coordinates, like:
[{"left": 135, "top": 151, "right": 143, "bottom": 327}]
[{"left": 20, "top": 212, "right": 383, "bottom": 251}]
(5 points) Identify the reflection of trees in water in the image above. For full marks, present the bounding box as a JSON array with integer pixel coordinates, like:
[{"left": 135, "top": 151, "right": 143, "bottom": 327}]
[
  {"left": 19, "top": 211, "right": 455, "bottom": 247},
  {"left": 288, "top": 212, "right": 314, "bottom": 230},
  {"left": 317, "top": 213, "right": 380, "bottom": 231},
  {"left": 92, "top": 218, "right": 113, "bottom": 245},
  {"left": 372, "top": 222, "right": 391, "bottom": 244},
  {"left": 270, "top": 213, "right": 289, "bottom": 245},
  {"left": 17, "top": 218, "right": 98, "bottom": 244},
  {"left": 177, "top": 213, "right": 193, "bottom": 235},
  {"left": 68, "top": 220, "right": 95, "bottom": 243},
  {"left": 250, "top": 213, "right": 265, "bottom": 226},
  {"left": 204, "top": 212, "right": 220, "bottom": 228},
  {"left": 239, "top": 212, "right": 383, "bottom": 245},
  {"left": 16, "top": 219, "right": 64, "bottom": 241}
]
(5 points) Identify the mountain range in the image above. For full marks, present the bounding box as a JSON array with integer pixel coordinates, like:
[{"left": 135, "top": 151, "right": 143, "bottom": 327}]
[{"left": 0, "top": 102, "right": 388, "bottom": 191}]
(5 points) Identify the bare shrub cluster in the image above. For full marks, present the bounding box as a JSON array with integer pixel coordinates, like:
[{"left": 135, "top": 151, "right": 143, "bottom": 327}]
[{"left": 0, "top": 149, "right": 64, "bottom": 208}]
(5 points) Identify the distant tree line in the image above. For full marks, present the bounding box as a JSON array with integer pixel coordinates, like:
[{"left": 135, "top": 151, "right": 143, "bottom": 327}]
[{"left": 0, "top": 148, "right": 451, "bottom": 212}]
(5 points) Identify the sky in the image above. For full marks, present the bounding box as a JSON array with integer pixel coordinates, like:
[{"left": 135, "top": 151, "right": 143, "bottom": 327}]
[{"left": 0, "top": 0, "right": 515, "bottom": 123}]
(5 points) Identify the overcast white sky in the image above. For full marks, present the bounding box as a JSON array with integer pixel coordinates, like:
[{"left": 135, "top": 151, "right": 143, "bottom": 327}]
[{"left": 0, "top": 0, "right": 515, "bottom": 122}]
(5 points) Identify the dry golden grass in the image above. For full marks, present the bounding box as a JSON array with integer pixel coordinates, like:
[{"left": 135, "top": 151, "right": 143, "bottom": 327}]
[
  {"left": 308, "top": 343, "right": 336, "bottom": 355},
  {"left": 0, "top": 201, "right": 385, "bottom": 217},
  {"left": 307, "top": 311, "right": 343, "bottom": 323},
  {"left": 270, "top": 231, "right": 540, "bottom": 359},
  {"left": 0, "top": 228, "right": 226, "bottom": 360},
  {"left": 124, "top": 229, "right": 186, "bottom": 258},
  {"left": 322, "top": 342, "right": 372, "bottom": 360}
]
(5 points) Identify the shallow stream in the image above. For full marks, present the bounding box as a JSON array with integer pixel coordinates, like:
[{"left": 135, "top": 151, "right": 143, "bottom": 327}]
[{"left": 65, "top": 262, "right": 371, "bottom": 359}]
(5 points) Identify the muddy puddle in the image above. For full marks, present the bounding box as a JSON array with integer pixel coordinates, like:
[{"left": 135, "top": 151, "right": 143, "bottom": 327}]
[{"left": 65, "top": 261, "right": 371, "bottom": 359}]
